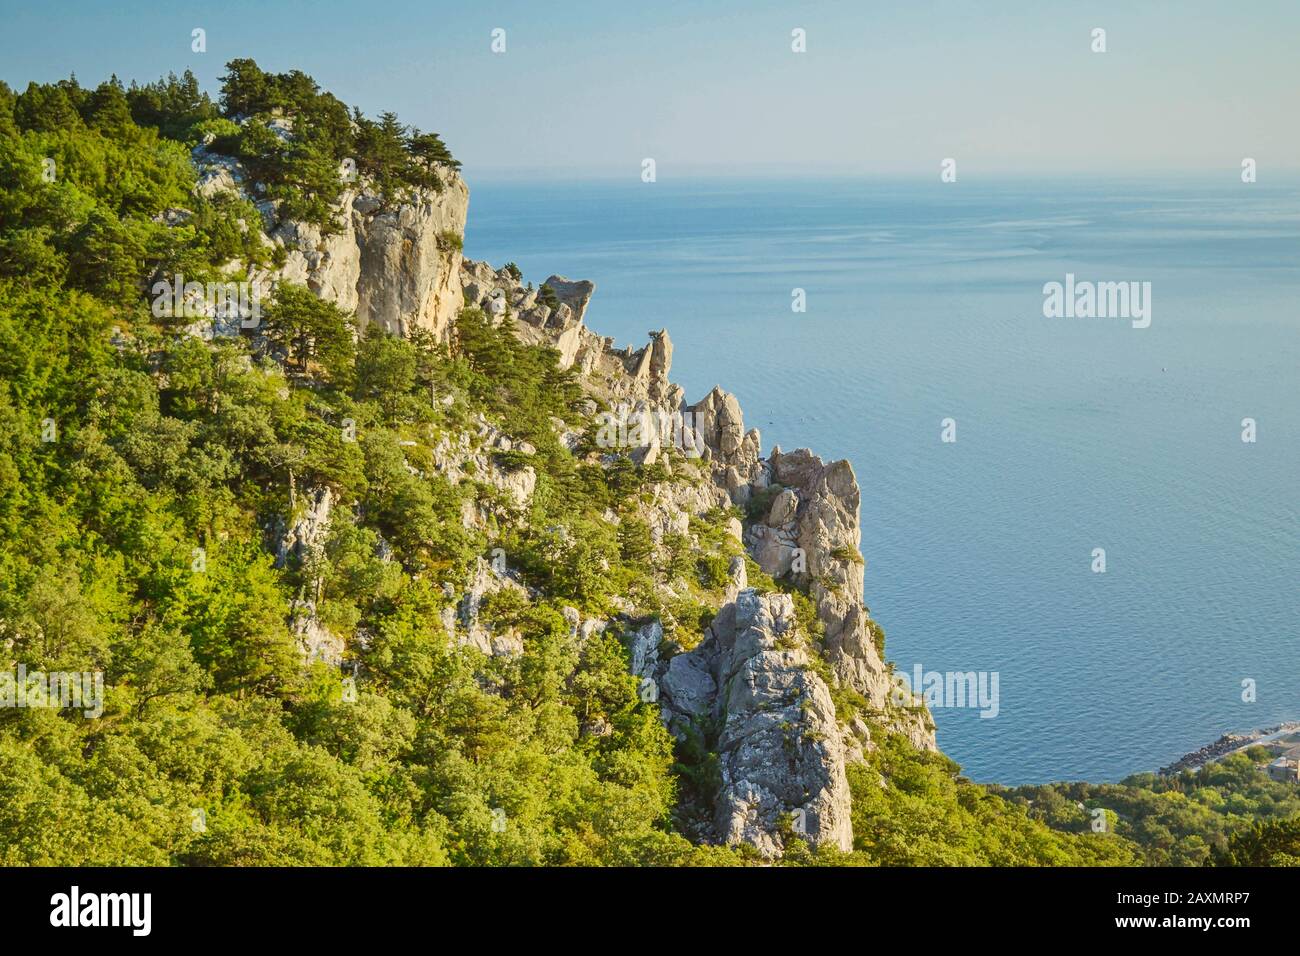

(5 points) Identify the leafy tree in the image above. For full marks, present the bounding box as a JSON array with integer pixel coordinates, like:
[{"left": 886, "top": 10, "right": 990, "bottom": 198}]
[
  {"left": 261, "top": 283, "right": 356, "bottom": 375},
  {"left": 218, "top": 59, "right": 272, "bottom": 118},
  {"left": 353, "top": 111, "right": 410, "bottom": 202},
  {"left": 85, "top": 78, "right": 134, "bottom": 136},
  {"left": 14, "top": 81, "right": 83, "bottom": 132},
  {"left": 355, "top": 328, "right": 416, "bottom": 399},
  {"left": 128, "top": 70, "right": 217, "bottom": 139},
  {"left": 1219, "top": 816, "right": 1300, "bottom": 866}
]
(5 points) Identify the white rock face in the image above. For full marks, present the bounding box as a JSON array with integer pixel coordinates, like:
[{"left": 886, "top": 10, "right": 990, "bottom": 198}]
[
  {"left": 430, "top": 414, "right": 537, "bottom": 522},
  {"left": 628, "top": 620, "right": 664, "bottom": 679},
  {"left": 270, "top": 197, "right": 363, "bottom": 314},
  {"left": 292, "top": 597, "right": 344, "bottom": 668},
  {"left": 192, "top": 148, "right": 245, "bottom": 199},
  {"left": 460, "top": 260, "right": 685, "bottom": 417},
  {"left": 640, "top": 470, "right": 730, "bottom": 546},
  {"left": 655, "top": 590, "right": 854, "bottom": 856},
  {"left": 275, "top": 485, "right": 334, "bottom": 569},
  {"left": 690, "top": 387, "right": 763, "bottom": 504},
  {"left": 190, "top": 142, "right": 470, "bottom": 341},
  {"left": 351, "top": 179, "right": 470, "bottom": 338},
  {"left": 752, "top": 448, "right": 937, "bottom": 752},
  {"left": 274, "top": 486, "right": 344, "bottom": 666},
  {"left": 723, "top": 554, "right": 747, "bottom": 603},
  {"left": 451, "top": 557, "right": 527, "bottom": 658}
]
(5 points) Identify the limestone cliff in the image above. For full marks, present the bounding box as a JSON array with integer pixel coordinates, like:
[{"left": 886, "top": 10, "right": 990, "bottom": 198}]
[
  {"left": 192, "top": 143, "right": 470, "bottom": 340},
  {"left": 753, "top": 448, "right": 934, "bottom": 751},
  {"left": 636, "top": 589, "right": 855, "bottom": 856},
  {"left": 455, "top": 243, "right": 937, "bottom": 856},
  {"left": 461, "top": 258, "right": 683, "bottom": 409},
  {"left": 249, "top": 163, "right": 936, "bottom": 856}
]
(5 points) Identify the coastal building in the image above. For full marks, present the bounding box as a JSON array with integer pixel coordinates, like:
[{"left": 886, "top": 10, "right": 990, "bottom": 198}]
[{"left": 1265, "top": 748, "right": 1300, "bottom": 783}]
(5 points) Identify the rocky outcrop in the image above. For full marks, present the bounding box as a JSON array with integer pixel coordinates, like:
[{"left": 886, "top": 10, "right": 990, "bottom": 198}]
[
  {"left": 291, "top": 598, "right": 344, "bottom": 668},
  {"left": 461, "top": 254, "right": 937, "bottom": 768},
  {"left": 268, "top": 192, "right": 363, "bottom": 315},
  {"left": 461, "top": 263, "right": 593, "bottom": 333},
  {"left": 538, "top": 275, "right": 595, "bottom": 327},
  {"left": 460, "top": 259, "right": 684, "bottom": 411},
  {"left": 191, "top": 142, "right": 469, "bottom": 341},
  {"left": 646, "top": 589, "right": 854, "bottom": 856},
  {"left": 640, "top": 477, "right": 730, "bottom": 545},
  {"left": 353, "top": 181, "right": 469, "bottom": 338},
  {"left": 690, "top": 386, "right": 764, "bottom": 504},
  {"left": 745, "top": 447, "right": 937, "bottom": 752},
  {"left": 430, "top": 412, "right": 537, "bottom": 520},
  {"left": 271, "top": 176, "right": 469, "bottom": 339},
  {"left": 193, "top": 150, "right": 244, "bottom": 200},
  {"left": 273, "top": 486, "right": 344, "bottom": 666},
  {"left": 444, "top": 556, "right": 527, "bottom": 658},
  {"left": 275, "top": 485, "right": 334, "bottom": 569}
]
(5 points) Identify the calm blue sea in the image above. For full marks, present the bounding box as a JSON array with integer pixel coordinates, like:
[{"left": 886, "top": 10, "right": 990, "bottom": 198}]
[{"left": 464, "top": 175, "right": 1300, "bottom": 785}]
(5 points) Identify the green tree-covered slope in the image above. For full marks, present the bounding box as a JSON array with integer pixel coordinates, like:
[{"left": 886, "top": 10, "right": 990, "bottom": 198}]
[{"left": 0, "top": 64, "right": 1291, "bottom": 866}]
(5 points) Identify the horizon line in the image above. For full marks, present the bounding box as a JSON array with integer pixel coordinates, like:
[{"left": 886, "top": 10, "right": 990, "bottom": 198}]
[{"left": 463, "top": 166, "right": 1300, "bottom": 183}]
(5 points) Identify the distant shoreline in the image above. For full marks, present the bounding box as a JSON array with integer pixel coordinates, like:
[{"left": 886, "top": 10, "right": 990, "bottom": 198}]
[{"left": 1158, "top": 722, "right": 1300, "bottom": 775}]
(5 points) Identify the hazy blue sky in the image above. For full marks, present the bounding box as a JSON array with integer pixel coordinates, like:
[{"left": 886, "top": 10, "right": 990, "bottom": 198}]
[{"left": 1, "top": 0, "right": 1296, "bottom": 177}]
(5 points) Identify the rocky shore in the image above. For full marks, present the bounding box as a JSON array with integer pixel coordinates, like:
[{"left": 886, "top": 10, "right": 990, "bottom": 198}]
[{"left": 1158, "top": 722, "right": 1300, "bottom": 775}]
